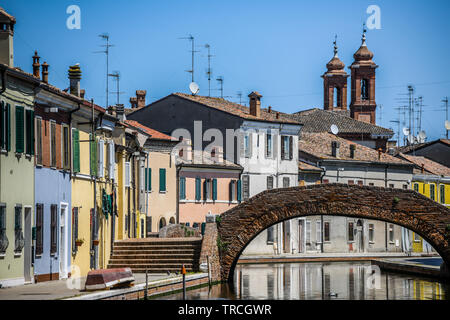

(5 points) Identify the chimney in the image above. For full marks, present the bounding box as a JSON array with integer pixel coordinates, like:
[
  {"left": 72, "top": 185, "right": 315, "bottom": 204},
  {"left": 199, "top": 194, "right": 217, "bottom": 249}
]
[
  {"left": 32, "top": 51, "right": 40, "bottom": 78},
  {"left": 80, "top": 89, "right": 85, "bottom": 99},
  {"left": 68, "top": 64, "right": 82, "bottom": 96},
  {"left": 248, "top": 91, "right": 262, "bottom": 117},
  {"left": 0, "top": 8, "right": 15, "bottom": 67},
  {"left": 41, "top": 62, "right": 49, "bottom": 84},
  {"left": 331, "top": 141, "right": 340, "bottom": 158},
  {"left": 136, "top": 90, "right": 147, "bottom": 109},
  {"left": 130, "top": 97, "right": 138, "bottom": 109},
  {"left": 276, "top": 112, "right": 280, "bottom": 119},
  {"left": 377, "top": 148, "right": 382, "bottom": 160},
  {"left": 350, "top": 144, "right": 356, "bottom": 159},
  {"left": 268, "top": 106, "right": 272, "bottom": 113},
  {"left": 116, "top": 104, "right": 125, "bottom": 121},
  {"left": 421, "top": 163, "right": 424, "bottom": 174}
]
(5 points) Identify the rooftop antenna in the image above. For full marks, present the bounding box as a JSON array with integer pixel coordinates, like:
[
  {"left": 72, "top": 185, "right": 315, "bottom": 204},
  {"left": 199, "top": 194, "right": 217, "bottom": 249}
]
[
  {"left": 204, "top": 44, "right": 215, "bottom": 97},
  {"left": 237, "top": 91, "right": 242, "bottom": 105},
  {"left": 178, "top": 34, "right": 199, "bottom": 83},
  {"left": 389, "top": 119, "right": 400, "bottom": 147},
  {"left": 189, "top": 82, "right": 200, "bottom": 95},
  {"left": 417, "top": 130, "right": 427, "bottom": 144},
  {"left": 95, "top": 33, "right": 114, "bottom": 109},
  {"left": 442, "top": 96, "right": 449, "bottom": 139},
  {"left": 108, "top": 71, "right": 124, "bottom": 106},
  {"left": 216, "top": 76, "right": 223, "bottom": 98}
]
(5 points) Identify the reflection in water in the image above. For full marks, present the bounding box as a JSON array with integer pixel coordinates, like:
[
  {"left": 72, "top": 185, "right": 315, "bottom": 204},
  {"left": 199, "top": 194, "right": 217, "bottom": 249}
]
[{"left": 154, "top": 262, "right": 448, "bottom": 300}]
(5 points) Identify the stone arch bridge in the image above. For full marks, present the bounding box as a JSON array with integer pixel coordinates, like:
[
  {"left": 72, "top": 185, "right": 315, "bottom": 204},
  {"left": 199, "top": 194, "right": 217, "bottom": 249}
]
[{"left": 200, "top": 184, "right": 450, "bottom": 282}]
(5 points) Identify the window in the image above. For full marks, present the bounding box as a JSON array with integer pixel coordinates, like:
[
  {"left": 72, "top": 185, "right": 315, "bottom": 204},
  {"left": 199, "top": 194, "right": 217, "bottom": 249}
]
[
  {"left": 357, "top": 180, "right": 363, "bottom": 186},
  {"left": 72, "top": 207, "right": 79, "bottom": 255},
  {"left": 389, "top": 224, "right": 394, "bottom": 243},
  {"left": 281, "top": 136, "right": 293, "bottom": 160},
  {"left": 244, "top": 133, "right": 252, "bottom": 158},
  {"left": 348, "top": 180, "right": 354, "bottom": 185},
  {"left": 15, "top": 106, "right": 24, "bottom": 153},
  {"left": 283, "top": 177, "right": 290, "bottom": 188},
  {"left": 229, "top": 180, "right": 236, "bottom": 201},
  {"left": 323, "top": 179, "right": 329, "bottom": 184},
  {"left": 0, "top": 102, "right": 11, "bottom": 151},
  {"left": 195, "top": 177, "right": 201, "bottom": 201},
  {"left": 0, "top": 204, "right": 8, "bottom": 254},
  {"left": 72, "top": 129, "right": 80, "bottom": 173},
  {"left": 389, "top": 184, "right": 394, "bottom": 188},
  {"left": 414, "top": 232, "right": 421, "bottom": 242},
  {"left": 413, "top": 183, "right": 419, "bottom": 192},
  {"left": 369, "top": 183, "right": 374, "bottom": 186},
  {"left": 267, "top": 226, "right": 274, "bottom": 244},
  {"left": 204, "top": 179, "right": 211, "bottom": 200},
  {"left": 179, "top": 177, "right": 186, "bottom": 200},
  {"left": 237, "top": 179, "right": 242, "bottom": 202},
  {"left": 348, "top": 222, "right": 354, "bottom": 242},
  {"left": 316, "top": 221, "right": 322, "bottom": 244},
  {"left": 141, "top": 219, "right": 145, "bottom": 238},
  {"left": 97, "top": 139, "right": 104, "bottom": 178},
  {"left": 266, "top": 133, "right": 272, "bottom": 158},
  {"left": 124, "top": 162, "right": 131, "bottom": 187},
  {"left": 145, "top": 168, "right": 152, "bottom": 191},
  {"left": 305, "top": 220, "right": 311, "bottom": 244},
  {"left": 107, "top": 141, "right": 115, "bottom": 179},
  {"left": 430, "top": 184, "right": 436, "bottom": 201},
  {"left": 50, "top": 121, "right": 56, "bottom": 167},
  {"left": 403, "top": 185, "right": 408, "bottom": 190},
  {"left": 368, "top": 224, "right": 374, "bottom": 243},
  {"left": 35, "top": 204, "right": 43, "bottom": 255},
  {"left": 159, "top": 168, "right": 166, "bottom": 192},
  {"left": 242, "top": 175, "right": 250, "bottom": 201},
  {"left": 25, "top": 109, "right": 34, "bottom": 155},
  {"left": 361, "top": 79, "right": 369, "bottom": 100},
  {"left": 267, "top": 176, "right": 274, "bottom": 190},
  {"left": 34, "top": 118, "right": 43, "bottom": 165},
  {"left": 50, "top": 204, "right": 58, "bottom": 254},
  {"left": 324, "top": 222, "right": 330, "bottom": 242},
  {"left": 14, "top": 205, "right": 24, "bottom": 253},
  {"left": 440, "top": 184, "right": 445, "bottom": 204}
]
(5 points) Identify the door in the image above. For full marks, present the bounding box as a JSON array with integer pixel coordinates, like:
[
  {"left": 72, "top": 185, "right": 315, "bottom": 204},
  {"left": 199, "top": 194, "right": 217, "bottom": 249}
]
[
  {"left": 24, "top": 207, "right": 32, "bottom": 283},
  {"left": 59, "top": 204, "right": 68, "bottom": 279},
  {"left": 283, "top": 220, "right": 291, "bottom": 253},
  {"left": 298, "top": 220, "right": 304, "bottom": 253}
]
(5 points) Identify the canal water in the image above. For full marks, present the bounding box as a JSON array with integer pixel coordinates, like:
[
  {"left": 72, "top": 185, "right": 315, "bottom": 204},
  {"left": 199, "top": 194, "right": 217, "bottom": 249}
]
[{"left": 155, "top": 261, "right": 449, "bottom": 300}]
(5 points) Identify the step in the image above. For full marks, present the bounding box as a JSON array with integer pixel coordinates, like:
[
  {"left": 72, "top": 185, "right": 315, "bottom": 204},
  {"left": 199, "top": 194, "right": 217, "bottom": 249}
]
[
  {"left": 107, "top": 263, "right": 195, "bottom": 269},
  {"left": 112, "top": 245, "right": 201, "bottom": 251},
  {"left": 110, "top": 253, "right": 198, "bottom": 259},
  {"left": 111, "top": 250, "right": 200, "bottom": 256},
  {"left": 123, "top": 268, "right": 196, "bottom": 274},
  {"left": 113, "top": 239, "right": 202, "bottom": 246},
  {"left": 108, "top": 259, "right": 196, "bottom": 264}
]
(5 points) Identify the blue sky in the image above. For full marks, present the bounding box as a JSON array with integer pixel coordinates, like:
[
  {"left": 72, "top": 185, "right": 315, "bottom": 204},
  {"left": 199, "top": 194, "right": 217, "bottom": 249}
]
[{"left": 3, "top": 0, "right": 450, "bottom": 142}]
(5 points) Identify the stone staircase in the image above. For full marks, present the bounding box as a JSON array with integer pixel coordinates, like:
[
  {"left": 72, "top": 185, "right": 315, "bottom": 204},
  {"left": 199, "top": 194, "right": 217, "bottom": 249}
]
[{"left": 107, "top": 237, "right": 202, "bottom": 273}]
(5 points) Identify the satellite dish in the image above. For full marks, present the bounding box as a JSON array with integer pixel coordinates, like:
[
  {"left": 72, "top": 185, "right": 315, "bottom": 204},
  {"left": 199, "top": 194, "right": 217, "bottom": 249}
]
[
  {"left": 445, "top": 120, "right": 450, "bottom": 130},
  {"left": 418, "top": 131, "right": 427, "bottom": 143},
  {"left": 189, "top": 82, "right": 199, "bottom": 95},
  {"left": 407, "top": 134, "right": 415, "bottom": 144},
  {"left": 330, "top": 124, "right": 339, "bottom": 135},
  {"left": 402, "top": 127, "right": 410, "bottom": 136}
]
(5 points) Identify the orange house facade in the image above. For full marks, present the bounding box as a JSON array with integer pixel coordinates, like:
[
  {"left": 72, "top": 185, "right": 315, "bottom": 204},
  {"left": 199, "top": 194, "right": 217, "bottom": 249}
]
[{"left": 177, "top": 160, "right": 243, "bottom": 228}]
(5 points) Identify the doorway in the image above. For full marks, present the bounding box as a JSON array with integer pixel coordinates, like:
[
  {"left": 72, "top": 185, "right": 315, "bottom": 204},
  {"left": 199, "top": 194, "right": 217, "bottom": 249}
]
[
  {"left": 24, "top": 207, "right": 32, "bottom": 284},
  {"left": 283, "top": 220, "right": 291, "bottom": 253},
  {"left": 298, "top": 220, "right": 304, "bottom": 253},
  {"left": 59, "top": 203, "right": 68, "bottom": 279}
]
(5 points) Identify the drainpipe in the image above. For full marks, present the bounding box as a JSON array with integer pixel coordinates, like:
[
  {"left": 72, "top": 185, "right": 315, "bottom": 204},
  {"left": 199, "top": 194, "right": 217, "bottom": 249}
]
[
  {"left": 384, "top": 164, "right": 388, "bottom": 252},
  {"left": 176, "top": 163, "right": 181, "bottom": 225}
]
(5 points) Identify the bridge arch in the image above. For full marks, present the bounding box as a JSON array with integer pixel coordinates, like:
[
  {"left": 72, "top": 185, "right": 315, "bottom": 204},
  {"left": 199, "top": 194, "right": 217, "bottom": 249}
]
[{"left": 216, "top": 184, "right": 450, "bottom": 282}]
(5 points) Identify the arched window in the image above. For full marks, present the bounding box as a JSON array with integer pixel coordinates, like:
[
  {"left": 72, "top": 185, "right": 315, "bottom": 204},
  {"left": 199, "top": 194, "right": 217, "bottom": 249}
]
[
  {"left": 361, "top": 79, "right": 369, "bottom": 100},
  {"left": 159, "top": 217, "right": 167, "bottom": 230},
  {"left": 169, "top": 217, "right": 175, "bottom": 224}
]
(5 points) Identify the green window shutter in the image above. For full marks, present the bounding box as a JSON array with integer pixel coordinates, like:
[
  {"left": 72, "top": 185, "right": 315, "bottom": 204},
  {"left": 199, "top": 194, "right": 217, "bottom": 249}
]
[
  {"left": 159, "top": 168, "right": 166, "bottom": 192},
  {"left": 0, "top": 101, "right": 4, "bottom": 149},
  {"left": 145, "top": 168, "right": 148, "bottom": 191},
  {"left": 30, "top": 110, "right": 34, "bottom": 155},
  {"left": 7, "top": 104, "right": 11, "bottom": 151},
  {"left": 195, "top": 177, "right": 201, "bottom": 201},
  {"left": 15, "top": 106, "right": 24, "bottom": 153},
  {"left": 90, "top": 133, "right": 97, "bottom": 176},
  {"left": 72, "top": 129, "right": 80, "bottom": 173},
  {"left": 212, "top": 178, "right": 217, "bottom": 201},
  {"left": 148, "top": 168, "right": 152, "bottom": 191},
  {"left": 180, "top": 177, "right": 186, "bottom": 200},
  {"left": 25, "top": 110, "right": 33, "bottom": 155},
  {"left": 237, "top": 179, "right": 242, "bottom": 202}
]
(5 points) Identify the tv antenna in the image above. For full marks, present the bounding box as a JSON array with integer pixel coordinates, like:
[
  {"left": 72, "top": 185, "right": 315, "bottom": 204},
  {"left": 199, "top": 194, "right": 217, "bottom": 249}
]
[
  {"left": 237, "top": 91, "right": 242, "bottom": 105},
  {"left": 216, "top": 76, "right": 223, "bottom": 98},
  {"left": 94, "top": 33, "right": 114, "bottom": 108},
  {"left": 442, "top": 96, "right": 448, "bottom": 139},
  {"left": 390, "top": 119, "right": 400, "bottom": 147},
  {"left": 178, "top": 34, "right": 199, "bottom": 83},
  {"left": 330, "top": 124, "right": 339, "bottom": 135},
  {"left": 204, "top": 44, "right": 215, "bottom": 97},
  {"left": 108, "top": 71, "right": 124, "bottom": 106}
]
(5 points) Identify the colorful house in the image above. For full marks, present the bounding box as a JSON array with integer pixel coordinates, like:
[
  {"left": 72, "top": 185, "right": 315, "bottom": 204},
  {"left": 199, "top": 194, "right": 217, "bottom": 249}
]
[
  {"left": 32, "top": 58, "right": 82, "bottom": 282},
  {"left": 0, "top": 7, "right": 39, "bottom": 287},
  {"left": 397, "top": 152, "right": 450, "bottom": 253}
]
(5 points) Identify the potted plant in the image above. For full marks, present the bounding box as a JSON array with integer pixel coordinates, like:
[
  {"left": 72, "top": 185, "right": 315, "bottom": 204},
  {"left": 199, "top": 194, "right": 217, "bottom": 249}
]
[
  {"left": 75, "top": 238, "right": 84, "bottom": 247},
  {"left": 92, "top": 239, "right": 100, "bottom": 246}
]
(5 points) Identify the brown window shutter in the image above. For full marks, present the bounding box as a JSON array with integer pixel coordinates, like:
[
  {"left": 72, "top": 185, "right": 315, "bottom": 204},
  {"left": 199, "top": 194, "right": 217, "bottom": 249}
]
[
  {"left": 50, "top": 204, "right": 57, "bottom": 254},
  {"left": 289, "top": 136, "right": 293, "bottom": 160},
  {"left": 36, "top": 204, "right": 43, "bottom": 255},
  {"left": 281, "top": 136, "right": 285, "bottom": 160}
]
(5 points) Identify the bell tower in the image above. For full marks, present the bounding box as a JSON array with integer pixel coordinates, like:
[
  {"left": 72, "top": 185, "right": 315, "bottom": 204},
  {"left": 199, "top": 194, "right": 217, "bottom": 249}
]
[
  {"left": 349, "top": 26, "right": 378, "bottom": 124},
  {"left": 0, "top": 7, "right": 15, "bottom": 67},
  {"left": 322, "top": 36, "right": 348, "bottom": 112}
]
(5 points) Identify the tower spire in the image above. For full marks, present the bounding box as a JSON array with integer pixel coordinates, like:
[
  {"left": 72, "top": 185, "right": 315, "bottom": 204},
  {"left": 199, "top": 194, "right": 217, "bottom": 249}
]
[
  {"left": 361, "top": 23, "right": 367, "bottom": 47},
  {"left": 333, "top": 34, "right": 338, "bottom": 58}
]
